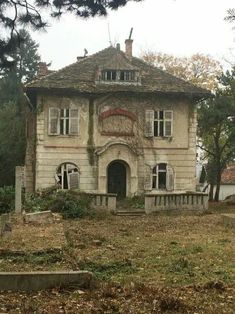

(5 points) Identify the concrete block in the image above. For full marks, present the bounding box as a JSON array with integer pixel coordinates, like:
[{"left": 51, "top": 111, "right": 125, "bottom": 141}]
[
  {"left": 24, "top": 211, "right": 53, "bottom": 224},
  {"left": 0, "top": 271, "right": 95, "bottom": 291},
  {"left": 221, "top": 214, "right": 235, "bottom": 228}
]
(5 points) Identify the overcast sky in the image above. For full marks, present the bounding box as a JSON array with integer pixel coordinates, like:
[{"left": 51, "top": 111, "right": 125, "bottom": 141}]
[{"left": 31, "top": 0, "right": 235, "bottom": 70}]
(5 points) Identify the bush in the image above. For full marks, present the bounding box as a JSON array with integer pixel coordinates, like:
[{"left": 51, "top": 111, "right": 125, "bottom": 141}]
[
  {"left": 118, "top": 195, "right": 144, "bottom": 210},
  {"left": 0, "top": 186, "right": 15, "bottom": 214},
  {"left": 24, "top": 188, "right": 93, "bottom": 219},
  {"left": 46, "top": 190, "right": 93, "bottom": 219}
]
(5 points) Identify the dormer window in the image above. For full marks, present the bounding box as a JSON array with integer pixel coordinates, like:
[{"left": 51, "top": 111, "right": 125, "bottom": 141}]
[
  {"left": 120, "top": 71, "right": 135, "bottom": 81},
  {"left": 99, "top": 70, "right": 139, "bottom": 84},
  {"left": 102, "top": 70, "right": 117, "bottom": 81}
]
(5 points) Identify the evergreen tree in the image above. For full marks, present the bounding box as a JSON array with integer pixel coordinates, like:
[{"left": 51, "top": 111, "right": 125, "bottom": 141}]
[
  {"left": 198, "top": 70, "right": 235, "bottom": 201},
  {"left": 0, "top": 30, "right": 40, "bottom": 186},
  {"left": 0, "top": 0, "right": 142, "bottom": 68}
]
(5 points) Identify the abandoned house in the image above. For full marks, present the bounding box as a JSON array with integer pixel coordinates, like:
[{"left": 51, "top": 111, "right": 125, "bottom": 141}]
[{"left": 24, "top": 39, "right": 210, "bottom": 199}]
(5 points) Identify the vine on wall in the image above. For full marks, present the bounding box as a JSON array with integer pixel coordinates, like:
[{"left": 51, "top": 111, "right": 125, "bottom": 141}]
[{"left": 87, "top": 98, "right": 95, "bottom": 166}]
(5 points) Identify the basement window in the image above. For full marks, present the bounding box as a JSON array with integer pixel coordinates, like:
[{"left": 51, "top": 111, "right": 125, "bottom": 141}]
[{"left": 56, "top": 163, "right": 79, "bottom": 189}]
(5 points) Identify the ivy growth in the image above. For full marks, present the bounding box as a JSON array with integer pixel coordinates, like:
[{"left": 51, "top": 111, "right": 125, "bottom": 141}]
[{"left": 87, "top": 98, "right": 95, "bottom": 166}]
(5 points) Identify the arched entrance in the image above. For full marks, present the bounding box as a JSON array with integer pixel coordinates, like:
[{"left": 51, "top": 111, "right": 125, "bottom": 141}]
[{"left": 107, "top": 160, "right": 128, "bottom": 198}]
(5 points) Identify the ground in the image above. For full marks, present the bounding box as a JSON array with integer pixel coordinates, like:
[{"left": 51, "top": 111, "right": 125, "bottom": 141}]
[{"left": 0, "top": 207, "right": 235, "bottom": 313}]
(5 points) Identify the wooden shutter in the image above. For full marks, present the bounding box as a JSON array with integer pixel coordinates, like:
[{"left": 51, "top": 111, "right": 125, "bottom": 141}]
[
  {"left": 166, "top": 164, "right": 174, "bottom": 191},
  {"left": 144, "top": 166, "right": 152, "bottom": 191},
  {"left": 48, "top": 108, "right": 59, "bottom": 135},
  {"left": 164, "top": 111, "right": 173, "bottom": 137},
  {"left": 145, "top": 110, "right": 154, "bottom": 137},
  {"left": 69, "top": 108, "right": 79, "bottom": 135},
  {"left": 69, "top": 172, "right": 79, "bottom": 189}
]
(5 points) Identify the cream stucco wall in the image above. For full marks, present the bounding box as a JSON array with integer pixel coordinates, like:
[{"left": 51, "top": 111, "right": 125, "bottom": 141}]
[{"left": 29, "top": 92, "right": 197, "bottom": 195}]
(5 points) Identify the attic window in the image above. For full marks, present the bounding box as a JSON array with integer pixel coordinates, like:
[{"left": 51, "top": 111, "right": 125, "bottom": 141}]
[
  {"left": 120, "top": 71, "right": 135, "bottom": 81},
  {"left": 102, "top": 70, "right": 116, "bottom": 81},
  {"left": 100, "top": 70, "right": 137, "bottom": 83}
]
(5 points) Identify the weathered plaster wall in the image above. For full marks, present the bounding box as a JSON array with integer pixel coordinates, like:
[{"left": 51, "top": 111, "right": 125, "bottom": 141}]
[{"left": 29, "top": 92, "right": 197, "bottom": 194}]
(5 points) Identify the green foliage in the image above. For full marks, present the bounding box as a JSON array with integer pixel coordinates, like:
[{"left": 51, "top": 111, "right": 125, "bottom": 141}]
[
  {"left": 87, "top": 99, "right": 95, "bottom": 166},
  {"left": 47, "top": 190, "right": 93, "bottom": 219},
  {"left": 0, "top": 103, "right": 26, "bottom": 186},
  {"left": 118, "top": 195, "right": 145, "bottom": 209},
  {"left": 78, "top": 259, "right": 137, "bottom": 281},
  {"left": 198, "top": 69, "right": 235, "bottom": 201},
  {"left": 0, "top": 186, "right": 15, "bottom": 214},
  {"left": 24, "top": 188, "right": 93, "bottom": 219},
  {"left": 0, "top": 30, "right": 40, "bottom": 187}
]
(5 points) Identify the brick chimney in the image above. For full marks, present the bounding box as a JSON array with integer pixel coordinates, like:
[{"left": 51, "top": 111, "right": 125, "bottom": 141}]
[
  {"left": 37, "top": 62, "right": 48, "bottom": 77},
  {"left": 125, "top": 39, "right": 133, "bottom": 59}
]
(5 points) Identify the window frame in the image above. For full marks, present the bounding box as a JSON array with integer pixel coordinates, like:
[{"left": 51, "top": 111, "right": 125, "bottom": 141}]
[
  {"left": 101, "top": 70, "right": 137, "bottom": 82},
  {"left": 153, "top": 110, "right": 173, "bottom": 137},
  {"left": 48, "top": 107, "right": 79, "bottom": 136},
  {"left": 152, "top": 163, "right": 167, "bottom": 190},
  {"left": 56, "top": 162, "right": 79, "bottom": 190}
]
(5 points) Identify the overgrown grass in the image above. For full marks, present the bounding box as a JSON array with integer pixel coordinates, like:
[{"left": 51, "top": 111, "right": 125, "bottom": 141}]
[
  {"left": 0, "top": 186, "right": 15, "bottom": 214},
  {"left": 63, "top": 212, "right": 235, "bottom": 287}
]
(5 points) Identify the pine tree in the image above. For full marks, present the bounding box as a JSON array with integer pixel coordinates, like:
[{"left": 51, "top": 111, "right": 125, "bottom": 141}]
[
  {"left": 197, "top": 71, "right": 235, "bottom": 201},
  {"left": 0, "top": 30, "right": 40, "bottom": 186},
  {"left": 0, "top": 0, "right": 142, "bottom": 68}
]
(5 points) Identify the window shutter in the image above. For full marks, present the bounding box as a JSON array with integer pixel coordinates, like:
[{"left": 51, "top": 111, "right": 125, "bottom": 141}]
[
  {"left": 145, "top": 110, "right": 154, "bottom": 137},
  {"left": 166, "top": 165, "right": 174, "bottom": 191},
  {"left": 164, "top": 111, "right": 173, "bottom": 137},
  {"left": 144, "top": 166, "right": 152, "bottom": 191},
  {"left": 48, "top": 108, "right": 59, "bottom": 135},
  {"left": 69, "top": 108, "right": 79, "bottom": 135},
  {"left": 69, "top": 172, "right": 79, "bottom": 189}
]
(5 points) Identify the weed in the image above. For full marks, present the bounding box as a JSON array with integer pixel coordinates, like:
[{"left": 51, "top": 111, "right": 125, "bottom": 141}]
[
  {"left": 78, "top": 259, "right": 137, "bottom": 280},
  {"left": 160, "top": 296, "right": 187, "bottom": 312},
  {"left": 0, "top": 186, "right": 15, "bottom": 214}
]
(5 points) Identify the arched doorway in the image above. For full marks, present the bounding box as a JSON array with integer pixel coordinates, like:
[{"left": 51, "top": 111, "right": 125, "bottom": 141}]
[{"left": 107, "top": 160, "right": 128, "bottom": 198}]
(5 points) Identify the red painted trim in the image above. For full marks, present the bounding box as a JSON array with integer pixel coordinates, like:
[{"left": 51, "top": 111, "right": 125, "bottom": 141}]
[{"left": 100, "top": 108, "right": 136, "bottom": 121}]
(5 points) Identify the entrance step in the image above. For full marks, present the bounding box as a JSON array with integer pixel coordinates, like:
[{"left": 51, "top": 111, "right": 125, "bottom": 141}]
[{"left": 115, "top": 210, "right": 145, "bottom": 216}]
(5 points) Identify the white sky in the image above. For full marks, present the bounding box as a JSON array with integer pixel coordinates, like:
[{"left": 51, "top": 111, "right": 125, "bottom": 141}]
[{"left": 31, "top": 0, "right": 235, "bottom": 70}]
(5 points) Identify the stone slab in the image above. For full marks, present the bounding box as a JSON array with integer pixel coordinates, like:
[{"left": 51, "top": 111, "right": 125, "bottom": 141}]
[
  {"left": 0, "top": 271, "right": 95, "bottom": 291},
  {"left": 24, "top": 210, "right": 53, "bottom": 224},
  {"left": 221, "top": 214, "right": 235, "bottom": 227}
]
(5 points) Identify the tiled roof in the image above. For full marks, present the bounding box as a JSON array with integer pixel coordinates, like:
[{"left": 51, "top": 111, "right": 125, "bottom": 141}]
[
  {"left": 221, "top": 164, "right": 235, "bottom": 184},
  {"left": 26, "top": 46, "right": 210, "bottom": 97}
]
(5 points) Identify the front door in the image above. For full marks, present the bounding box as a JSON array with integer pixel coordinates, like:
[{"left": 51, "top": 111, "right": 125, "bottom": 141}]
[{"left": 108, "top": 161, "right": 126, "bottom": 198}]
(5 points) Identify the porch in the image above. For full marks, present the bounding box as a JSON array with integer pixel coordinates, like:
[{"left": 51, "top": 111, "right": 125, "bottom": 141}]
[{"left": 88, "top": 191, "right": 209, "bottom": 213}]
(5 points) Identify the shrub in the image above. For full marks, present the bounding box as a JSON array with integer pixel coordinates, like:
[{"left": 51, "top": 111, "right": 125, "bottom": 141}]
[
  {"left": 118, "top": 195, "right": 144, "bottom": 210},
  {"left": 24, "top": 187, "right": 94, "bottom": 219},
  {"left": 23, "top": 186, "right": 58, "bottom": 213},
  {"left": 0, "top": 186, "right": 15, "bottom": 214},
  {"left": 46, "top": 190, "right": 93, "bottom": 219}
]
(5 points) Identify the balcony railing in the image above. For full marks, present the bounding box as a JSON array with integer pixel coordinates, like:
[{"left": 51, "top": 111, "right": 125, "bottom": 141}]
[
  {"left": 145, "top": 192, "right": 208, "bottom": 213},
  {"left": 88, "top": 193, "right": 117, "bottom": 211}
]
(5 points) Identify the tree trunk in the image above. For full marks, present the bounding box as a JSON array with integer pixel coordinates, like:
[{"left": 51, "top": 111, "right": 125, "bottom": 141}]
[
  {"left": 209, "top": 184, "right": 214, "bottom": 201},
  {"left": 214, "top": 169, "right": 221, "bottom": 202}
]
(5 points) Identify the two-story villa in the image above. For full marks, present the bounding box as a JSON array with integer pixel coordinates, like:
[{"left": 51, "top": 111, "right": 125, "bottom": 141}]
[{"left": 25, "top": 39, "right": 209, "bottom": 198}]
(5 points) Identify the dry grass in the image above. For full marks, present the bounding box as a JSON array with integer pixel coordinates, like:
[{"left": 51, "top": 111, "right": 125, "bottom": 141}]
[{"left": 0, "top": 208, "right": 235, "bottom": 313}]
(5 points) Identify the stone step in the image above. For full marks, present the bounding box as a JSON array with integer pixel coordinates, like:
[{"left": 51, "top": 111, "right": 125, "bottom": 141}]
[{"left": 115, "top": 211, "right": 145, "bottom": 216}]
